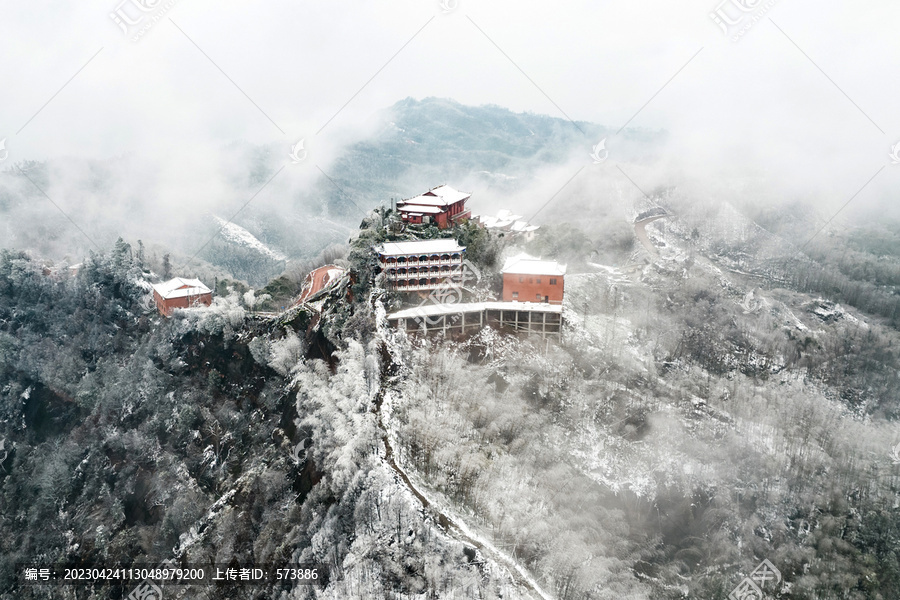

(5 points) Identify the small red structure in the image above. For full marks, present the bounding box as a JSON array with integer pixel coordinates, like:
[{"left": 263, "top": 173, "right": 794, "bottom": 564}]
[
  {"left": 297, "top": 265, "right": 346, "bottom": 303},
  {"left": 152, "top": 277, "right": 213, "bottom": 316},
  {"left": 396, "top": 185, "right": 471, "bottom": 229},
  {"left": 501, "top": 254, "right": 566, "bottom": 304}
]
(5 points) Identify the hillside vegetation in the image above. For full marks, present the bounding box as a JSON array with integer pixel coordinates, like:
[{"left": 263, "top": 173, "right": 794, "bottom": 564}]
[
  {"left": 4, "top": 100, "right": 900, "bottom": 599},
  {"left": 4, "top": 193, "right": 900, "bottom": 599}
]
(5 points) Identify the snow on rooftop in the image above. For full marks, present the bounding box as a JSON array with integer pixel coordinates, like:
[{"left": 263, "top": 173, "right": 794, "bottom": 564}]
[
  {"left": 501, "top": 253, "right": 566, "bottom": 276},
  {"left": 496, "top": 209, "right": 523, "bottom": 221},
  {"left": 475, "top": 210, "right": 537, "bottom": 233},
  {"left": 377, "top": 239, "right": 466, "bottom": 256},
  {"left": 152, "top": 277, "right": 212, "bottom": 299},
  {"left": 388, "top": 301, "right": 562, "bottom": 320},
  {"left": 399, "top": 185, "right": 471, "bottom": 208},
  {"left": 510, "top": 221, "right": 539, "bottom": 233},
  {"left": 397, "top": 204, "right": 443, "bottom": 214}
]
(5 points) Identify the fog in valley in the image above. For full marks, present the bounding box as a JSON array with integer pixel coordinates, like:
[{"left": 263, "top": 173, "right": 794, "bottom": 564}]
[
  {"left": 3, "top": 1, "right": 898, "bottom": 261},
  {"left": 3, "top": 2, "right": 900, "bottom": 599}
]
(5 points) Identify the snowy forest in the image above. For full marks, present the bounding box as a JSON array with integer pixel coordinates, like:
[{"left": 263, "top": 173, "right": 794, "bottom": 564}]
[
  {"left": 4, "top": 179, "right": 900, "bottom": 599},
  {"left": 6, "top": 0, "right": 900, "bottom": 594},
  {"left": 3, "top": 99, "right": 900, "bottom": 600}
]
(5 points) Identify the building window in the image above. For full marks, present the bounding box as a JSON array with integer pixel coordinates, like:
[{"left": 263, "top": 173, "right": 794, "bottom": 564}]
[
  {"left": 519, "top": 277, "right": 524, "bottom": 283},
  {"left": 528, "top": 278, "right": 533, "bottom": 283},
  {"left": 536, "top": 294, "right": 542, "bottom": 300},
  {"left": 536, "top": 278, "right": 541, "bottom": 284},
  {"left": 550, "top": 278, "right": 557, "bottom": 285},
  {"left": 512, "top": 292, "right": 518, "bottom": 299}
]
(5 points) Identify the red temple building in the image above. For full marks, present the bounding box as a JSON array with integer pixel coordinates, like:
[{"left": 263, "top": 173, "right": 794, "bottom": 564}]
[
  {"left": 501, "top": 254, "right": 566, "bottom": 304},
  {"left": 395, "top": 185, "right": 472, "bottom": 229},
  {"left": 152, "top": 277, "right": 213, "bottom": 316}
]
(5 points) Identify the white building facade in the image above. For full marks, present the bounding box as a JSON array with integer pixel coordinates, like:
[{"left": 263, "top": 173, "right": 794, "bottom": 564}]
[{"left": 376, "top": 239, "right": 466, "bottom": 292}]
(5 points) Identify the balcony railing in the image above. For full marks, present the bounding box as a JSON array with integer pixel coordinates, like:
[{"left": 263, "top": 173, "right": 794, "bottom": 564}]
[
  {"left": 380, "top": 258, "right": 463, "bottom": 268},
  {"left": 391, "top": 283, "right": 450, "bottom": 292},
  {"left": 385, "top": 269, "right": 460, "bottom": 280}
]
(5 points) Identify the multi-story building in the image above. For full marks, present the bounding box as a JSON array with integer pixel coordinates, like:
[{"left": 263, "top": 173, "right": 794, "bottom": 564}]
[
  {"left": 395, "top": 185, "right": 472, "bottom": 229},
  {"left": 376, "top": 239, "right": 466, "bottom": 292},
  {"left": 501, "top": 254, "right": 566, "bottom": 304}
]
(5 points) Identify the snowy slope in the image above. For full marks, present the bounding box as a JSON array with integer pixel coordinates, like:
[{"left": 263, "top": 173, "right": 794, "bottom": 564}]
[{"left": 211, "top": 215, "right": 287, "bottom": 261}]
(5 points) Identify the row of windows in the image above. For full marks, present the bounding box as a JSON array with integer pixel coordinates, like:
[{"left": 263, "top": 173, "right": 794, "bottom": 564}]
[
  {"left": 382, "top": 254, "right": 462, "bottom": 263},
  {"left": 516, "top": 276, "right": 558, "bottom": 285},
  {"left": 388, "top": 266, "right": 455, "bottom": 275},
  {"left": 392, "top": 278, "right": 444, "bottom": 287},
  {"left": 511, "top": 292, "right": 551, "bottom": 302}
]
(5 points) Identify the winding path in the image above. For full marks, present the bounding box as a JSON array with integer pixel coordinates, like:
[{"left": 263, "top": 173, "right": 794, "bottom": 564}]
[
  {"left": 634, "top": 214, "right": 667, "bottom": 256},
  {"left": 371, "top": 297, "right": 553, "bottom": 600}
]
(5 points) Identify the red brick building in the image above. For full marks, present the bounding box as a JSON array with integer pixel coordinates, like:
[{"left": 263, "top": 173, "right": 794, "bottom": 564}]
[
  {"left": 396, "top": 185, "right": 472, "bottom": 229},
  {"left": 501, "top": 255, "right": 566, "bottom": 304},
  {"left": 152, "top": 277, "right": 213, "bottom": 316}
]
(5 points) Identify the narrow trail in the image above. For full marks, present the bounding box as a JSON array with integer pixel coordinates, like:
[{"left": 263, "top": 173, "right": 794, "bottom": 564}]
[
  {"left": 370, "top": 297, "right": 554, "bottom": 600},
  {"left": 634, "top": 214, "right": 667, "bottom": 256},
  {"left": 372, "top": 378, "right": 447, "bottom": 529}
]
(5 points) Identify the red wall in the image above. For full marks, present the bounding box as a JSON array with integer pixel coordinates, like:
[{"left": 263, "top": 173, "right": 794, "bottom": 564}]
[
  {"left": 502, "top": 273, "right": 564, "bottom": 304},
  {"left": 400, "top": 199, "right": 468, "bottom": 229},
  {"left": 154, "top": 291, "right": 213, "bottom": 316}
]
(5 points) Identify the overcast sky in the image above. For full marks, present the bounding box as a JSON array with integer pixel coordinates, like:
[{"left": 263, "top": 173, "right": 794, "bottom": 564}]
[{"left": 1, "top": 0, "right": 899, "bottom": 222}]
